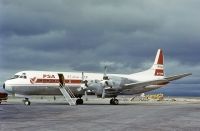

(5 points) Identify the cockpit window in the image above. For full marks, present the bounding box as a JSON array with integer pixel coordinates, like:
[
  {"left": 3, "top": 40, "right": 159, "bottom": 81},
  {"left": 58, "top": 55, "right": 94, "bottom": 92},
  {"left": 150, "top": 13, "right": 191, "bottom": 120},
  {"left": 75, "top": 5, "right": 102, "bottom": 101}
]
[
  {"left": 11, "top": 73, "right": 27, "bottom": 79},
  {"left": 20, "top": 76, "right": 27, "bottom": 79},
  {"left": 20, "top": 73, "right": 27, "bottom": 79},
  {"left": 11, "top": 75, "right": 20, "bottom": 79}
]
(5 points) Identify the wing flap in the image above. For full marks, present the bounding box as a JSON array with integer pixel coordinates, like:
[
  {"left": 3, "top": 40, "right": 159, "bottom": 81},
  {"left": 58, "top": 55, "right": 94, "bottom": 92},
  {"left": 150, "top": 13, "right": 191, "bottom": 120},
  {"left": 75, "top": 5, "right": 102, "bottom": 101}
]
[{"left": 123, "top": 79, "right": 168, "bottom": 90}]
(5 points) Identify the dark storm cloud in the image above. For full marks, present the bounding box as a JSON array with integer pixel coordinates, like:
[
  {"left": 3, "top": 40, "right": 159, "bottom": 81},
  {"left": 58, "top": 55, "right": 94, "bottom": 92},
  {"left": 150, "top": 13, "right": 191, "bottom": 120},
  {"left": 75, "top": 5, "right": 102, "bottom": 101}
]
[{"left": 0, "top": 0, "right": 200, "bottom": 84}]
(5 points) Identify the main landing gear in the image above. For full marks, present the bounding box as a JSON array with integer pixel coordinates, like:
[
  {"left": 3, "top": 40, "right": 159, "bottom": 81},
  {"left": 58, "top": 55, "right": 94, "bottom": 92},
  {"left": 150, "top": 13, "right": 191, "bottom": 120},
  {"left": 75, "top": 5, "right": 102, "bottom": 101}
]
[
  {"left": 110, "top": 98, "right": 119, "bottom": 105},
  {"left": 76, "top": 98, "right": 83, "bottom": 105},
  {"left": 23, "top": 98, "right": 31, "bottom": 106}
]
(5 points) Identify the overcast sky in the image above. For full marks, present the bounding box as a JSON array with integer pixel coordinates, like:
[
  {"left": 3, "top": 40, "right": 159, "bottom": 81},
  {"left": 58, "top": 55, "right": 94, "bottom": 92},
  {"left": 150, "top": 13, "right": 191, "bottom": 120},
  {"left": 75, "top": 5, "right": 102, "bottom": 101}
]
[{"left": 0, "top": 0, "right": 199, "bottom": 86}]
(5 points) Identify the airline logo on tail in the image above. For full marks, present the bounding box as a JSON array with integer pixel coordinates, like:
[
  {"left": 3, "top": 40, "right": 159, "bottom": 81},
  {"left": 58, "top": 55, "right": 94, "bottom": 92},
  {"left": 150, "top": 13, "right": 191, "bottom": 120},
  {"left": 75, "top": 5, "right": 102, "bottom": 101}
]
[
  {"left": 154, "top": 49, "right": 164, "bottom": 76},
  {"left": 155, "top": 69, "right": 164, "bottom": 76}
]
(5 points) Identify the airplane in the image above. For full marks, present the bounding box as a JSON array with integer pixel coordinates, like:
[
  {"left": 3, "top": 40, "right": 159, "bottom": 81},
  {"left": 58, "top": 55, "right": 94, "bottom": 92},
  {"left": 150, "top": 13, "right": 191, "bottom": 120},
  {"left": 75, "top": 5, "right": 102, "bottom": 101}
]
[{"left": 3, "top": 49, "right": 192, "bottom": 105}]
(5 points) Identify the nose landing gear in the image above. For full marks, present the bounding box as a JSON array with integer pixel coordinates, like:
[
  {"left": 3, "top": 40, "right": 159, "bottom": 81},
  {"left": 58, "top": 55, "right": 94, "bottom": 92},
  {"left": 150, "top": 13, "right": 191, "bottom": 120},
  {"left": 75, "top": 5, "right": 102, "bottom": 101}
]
[
  {"left": 76, "top": 98, "right": 83, "bottom": 105},
  {"left": 23, "top": 98, "right": 31, "bottom": 106}
]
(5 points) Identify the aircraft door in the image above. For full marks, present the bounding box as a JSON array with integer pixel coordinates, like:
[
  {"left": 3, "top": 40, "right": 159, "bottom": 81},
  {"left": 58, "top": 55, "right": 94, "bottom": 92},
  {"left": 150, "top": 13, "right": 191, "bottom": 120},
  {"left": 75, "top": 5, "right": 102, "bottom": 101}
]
[{"left": 58, "top": 74, "right": 65, "bottom": 87}]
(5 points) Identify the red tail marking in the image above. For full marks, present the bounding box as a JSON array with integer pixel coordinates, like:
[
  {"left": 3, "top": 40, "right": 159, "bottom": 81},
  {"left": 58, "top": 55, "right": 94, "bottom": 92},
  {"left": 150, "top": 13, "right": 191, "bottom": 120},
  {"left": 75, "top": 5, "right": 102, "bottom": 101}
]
[
  {"left": 155, "top": 69, "right": 164, "bottom": 76},
  {"left": 157, "top": 49, "right": 163, "bottom": 65}
]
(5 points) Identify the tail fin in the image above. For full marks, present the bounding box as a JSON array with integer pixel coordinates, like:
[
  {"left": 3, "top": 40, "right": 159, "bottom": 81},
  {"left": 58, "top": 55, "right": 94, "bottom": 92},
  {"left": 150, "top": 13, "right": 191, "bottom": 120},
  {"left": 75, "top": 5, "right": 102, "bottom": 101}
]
[
  {"left": 151, "top": 49, "right": 165, "bottom": 77},
  {"left": 129, "top": 49, "right": 165, "bottom": 79}
]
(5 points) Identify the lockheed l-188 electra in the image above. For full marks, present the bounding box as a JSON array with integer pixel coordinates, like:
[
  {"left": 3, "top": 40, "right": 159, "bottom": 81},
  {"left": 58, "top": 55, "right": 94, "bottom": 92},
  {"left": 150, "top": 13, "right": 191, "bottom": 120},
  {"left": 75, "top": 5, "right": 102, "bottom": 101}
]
[{"left": 3, "top": 49, "right": 192, "bottom": 105}]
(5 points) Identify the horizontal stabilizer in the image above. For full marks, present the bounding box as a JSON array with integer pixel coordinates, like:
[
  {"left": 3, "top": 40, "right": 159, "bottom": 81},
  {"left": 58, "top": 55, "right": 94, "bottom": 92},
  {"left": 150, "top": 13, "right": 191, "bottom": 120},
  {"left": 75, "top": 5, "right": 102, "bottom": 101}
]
[{"left": 165, "top": 73, "right": 192, "bottom": 81}]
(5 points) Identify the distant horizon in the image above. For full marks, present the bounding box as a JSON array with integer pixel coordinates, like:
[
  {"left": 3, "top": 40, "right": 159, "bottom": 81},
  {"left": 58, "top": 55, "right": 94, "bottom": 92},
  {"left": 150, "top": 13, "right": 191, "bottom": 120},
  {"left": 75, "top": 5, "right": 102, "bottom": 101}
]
[
  {"left": 1, "top": 84, "right": 200, "bottom": 97},
  {"left": 149, "top": 84, "right": 200, "bottom": 97}
]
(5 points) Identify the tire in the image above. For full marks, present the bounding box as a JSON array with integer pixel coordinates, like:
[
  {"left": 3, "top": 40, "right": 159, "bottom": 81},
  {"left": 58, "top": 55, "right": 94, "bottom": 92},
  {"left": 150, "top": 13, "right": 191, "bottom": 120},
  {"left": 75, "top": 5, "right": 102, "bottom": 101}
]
[
  {"left": 110, "top": 99, "right": 114, "bottom": 105},
  {"left": 24, "top": 100, "right": 31, "bottom": 106},
  {"left": 76, "top": 99, "right": 83, "bottom": 105},
  {"left": 113, "top": 99, "right": 119, "bottom": 105},
  {"left": 110, "top": 99, "right": 119, "bottom": 105},
  {"left": 79, "top": 99, "right": 83, "bottom": 104}
]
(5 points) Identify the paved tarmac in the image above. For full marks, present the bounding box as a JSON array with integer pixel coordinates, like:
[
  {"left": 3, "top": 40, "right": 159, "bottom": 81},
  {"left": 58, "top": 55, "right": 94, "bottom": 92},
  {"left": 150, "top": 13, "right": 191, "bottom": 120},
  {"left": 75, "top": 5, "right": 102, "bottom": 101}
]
[{"left": 0, "top": 96, "right": 200, "bottom": 131}]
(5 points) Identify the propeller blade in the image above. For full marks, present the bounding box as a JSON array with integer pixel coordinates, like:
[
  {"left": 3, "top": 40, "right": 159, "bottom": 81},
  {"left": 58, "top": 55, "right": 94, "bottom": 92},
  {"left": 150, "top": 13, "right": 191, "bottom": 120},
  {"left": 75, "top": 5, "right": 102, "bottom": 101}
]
[
  {"left": 104, "top": 66, "right": 107, "bottom": 75},
  {"left": 103, "top": 66, "right": 109, "bottom": 80},
  {"left": 102, "top": 88, "right": 106, "bottom": 99},
  {"left": 81, "top": 72, "right": 88, "bottom": 87},
  {"left": 85, "top": 91, "right": 88, "bottom": 101},
  {"left": 81, "top": 72, "right": 84, "bottom": 83},
  {"left": 77, "top": 72, "right": 88, "bottom": 91},
  {"left": 105, "top": 81, "right": 109, "bottom": 86}
]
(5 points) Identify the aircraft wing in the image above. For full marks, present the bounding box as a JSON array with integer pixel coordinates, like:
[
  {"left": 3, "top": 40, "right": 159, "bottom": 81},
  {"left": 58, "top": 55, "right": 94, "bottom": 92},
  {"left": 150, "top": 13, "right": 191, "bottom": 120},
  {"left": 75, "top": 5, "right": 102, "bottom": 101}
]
[
  {"left": 123, "top": 79, "right": 169, "bottom": 90},
  {"left": 123, "top": 73, "right": 192, "bottom": 90},
  {"left": 164, "top": 73, "right": 192, "bottom": 81}
]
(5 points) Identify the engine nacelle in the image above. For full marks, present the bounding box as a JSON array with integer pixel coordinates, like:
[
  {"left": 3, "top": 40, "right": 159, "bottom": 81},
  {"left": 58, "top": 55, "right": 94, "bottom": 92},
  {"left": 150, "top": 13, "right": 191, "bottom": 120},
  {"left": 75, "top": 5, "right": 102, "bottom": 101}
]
[
  {"left": 78, "top": 78, "right": 121, "bottom": 98},
  {"left": 96, "top": 88, "right": 118, "bottom": 98}
]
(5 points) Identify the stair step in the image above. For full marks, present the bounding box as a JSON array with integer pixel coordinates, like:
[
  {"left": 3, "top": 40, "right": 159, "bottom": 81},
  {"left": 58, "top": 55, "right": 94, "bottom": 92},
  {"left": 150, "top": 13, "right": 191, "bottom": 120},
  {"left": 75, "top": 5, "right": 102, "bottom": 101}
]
[{"left": 59, "top": 86, "right": 76, "bottom": 106}]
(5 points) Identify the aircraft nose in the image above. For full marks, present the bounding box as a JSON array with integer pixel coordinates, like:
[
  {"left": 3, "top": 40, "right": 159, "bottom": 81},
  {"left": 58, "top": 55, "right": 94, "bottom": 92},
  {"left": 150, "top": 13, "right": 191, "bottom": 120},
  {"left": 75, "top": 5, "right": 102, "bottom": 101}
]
[
  {"left": 3, "top": 83, "right": 5, "bottom": 89},
  {"left": 3, "top": 81, "right": 13, "bottom": 92}
]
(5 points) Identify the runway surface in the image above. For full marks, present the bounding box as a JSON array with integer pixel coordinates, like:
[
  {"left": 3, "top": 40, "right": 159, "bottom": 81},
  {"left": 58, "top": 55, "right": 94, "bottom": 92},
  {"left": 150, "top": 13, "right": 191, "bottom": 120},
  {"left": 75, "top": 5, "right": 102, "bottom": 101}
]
[{"left": 1, "top": 96, "right": 200, "bottom": 131}]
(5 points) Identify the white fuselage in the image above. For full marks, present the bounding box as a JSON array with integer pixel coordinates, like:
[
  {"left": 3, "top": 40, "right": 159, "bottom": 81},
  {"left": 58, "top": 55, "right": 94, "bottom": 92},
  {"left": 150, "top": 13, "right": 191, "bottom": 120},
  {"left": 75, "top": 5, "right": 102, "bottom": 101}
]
[
  {"left": 4, "top": 70, "right": 165, "bottom": 96},
  {"left": 4, "top": 49, "right": 169, "bottom": 97}
]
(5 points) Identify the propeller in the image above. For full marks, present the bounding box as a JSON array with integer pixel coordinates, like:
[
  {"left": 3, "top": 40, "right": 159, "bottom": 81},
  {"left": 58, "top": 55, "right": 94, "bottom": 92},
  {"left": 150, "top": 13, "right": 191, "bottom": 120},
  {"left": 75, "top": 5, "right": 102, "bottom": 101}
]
[
  {"left": 77, "top": 72, "right": 89, "bottom": 101},
  {"left": 101, "top": 66, "right": 113, "bottom": 98},
  {"left": 77, "top": 67, "right": 114, "bottom": 99},
  {"left": 81, "top": 72, "right": 88, "bottom": 89},
  {"left": 77, "top": 72, "right": 88, "bottom": 91}
]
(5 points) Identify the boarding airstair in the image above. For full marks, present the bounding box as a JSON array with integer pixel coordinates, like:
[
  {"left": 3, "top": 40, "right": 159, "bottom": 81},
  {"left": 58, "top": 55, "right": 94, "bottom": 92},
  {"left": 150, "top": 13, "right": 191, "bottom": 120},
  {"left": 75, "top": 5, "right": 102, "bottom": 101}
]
[{"left": 58, "top": 74, "right": 76, "bottom": 106}]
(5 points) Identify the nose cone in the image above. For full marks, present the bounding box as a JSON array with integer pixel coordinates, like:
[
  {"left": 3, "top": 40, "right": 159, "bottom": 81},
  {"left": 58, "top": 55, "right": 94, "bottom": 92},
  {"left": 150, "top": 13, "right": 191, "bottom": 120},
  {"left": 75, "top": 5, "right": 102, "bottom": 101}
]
[
  {"left": 3, "top": 80, "right": 13, "bottom": 93},
  {"left": 3, "top": 83, "right": 5, "bottom": 89}
]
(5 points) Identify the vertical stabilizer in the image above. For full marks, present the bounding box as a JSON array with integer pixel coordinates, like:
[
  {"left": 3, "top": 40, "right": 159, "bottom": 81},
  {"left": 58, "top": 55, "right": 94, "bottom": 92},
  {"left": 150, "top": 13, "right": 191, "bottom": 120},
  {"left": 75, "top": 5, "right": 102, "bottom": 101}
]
[{"left": 151, "top": 49, "right": 165, "bottom": 77}]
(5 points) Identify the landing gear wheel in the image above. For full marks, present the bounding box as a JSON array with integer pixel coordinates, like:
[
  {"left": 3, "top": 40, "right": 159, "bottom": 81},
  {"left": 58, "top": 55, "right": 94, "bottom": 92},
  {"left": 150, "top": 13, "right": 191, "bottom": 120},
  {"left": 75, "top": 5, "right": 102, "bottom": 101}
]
[
  {"left": 113, "top": 99, "right": 119, "bottom": 105},
  {"left": 110, "top": 98, "right": 119, "bottom": 105},
  {"left": 110, "top": 99, "right": 114, "bottom": 105},
  {"left": 24, "top": 100, "right": 31, "bottom": 105},
  {"left": 23, "top": 98, "right": 31, "bottom": 106},
  {"left": 76, "top": 98, "right": 83, "bottom": 105}
]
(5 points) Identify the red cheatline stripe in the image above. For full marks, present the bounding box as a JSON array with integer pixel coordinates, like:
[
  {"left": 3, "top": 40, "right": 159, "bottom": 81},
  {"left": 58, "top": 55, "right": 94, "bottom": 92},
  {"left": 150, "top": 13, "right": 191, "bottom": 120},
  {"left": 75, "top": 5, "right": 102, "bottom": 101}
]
[{"left": 35, "top": 79, "right": 81, "bottom": 84}]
